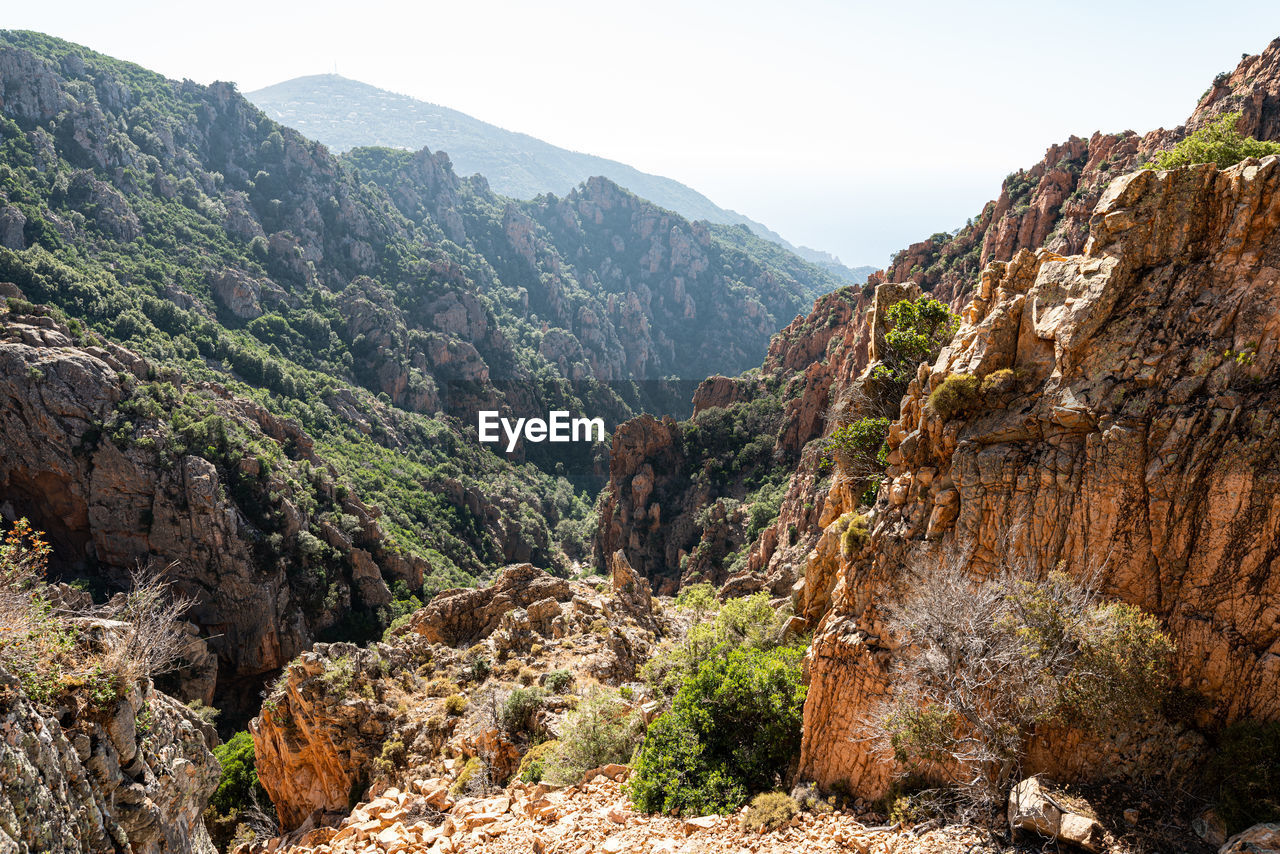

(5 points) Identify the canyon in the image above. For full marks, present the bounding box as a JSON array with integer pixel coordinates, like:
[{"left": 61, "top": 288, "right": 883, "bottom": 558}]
[{"left": 3, "top": 25, "right": 1280, "bottom": 854}]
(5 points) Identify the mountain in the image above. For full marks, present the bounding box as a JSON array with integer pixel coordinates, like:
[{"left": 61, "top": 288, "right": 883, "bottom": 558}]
[
  {"left": 247, "top": 73, "right": 875, "bottom": 282},
  {"left": 0, "top": 28, "right": 841, "bottom": 716},
  {"left": 5, "top": 24, "right": 1280, "bottom": 854},
  {"left": 595, "top": 33, "right": 1280, "bottom": 812}
]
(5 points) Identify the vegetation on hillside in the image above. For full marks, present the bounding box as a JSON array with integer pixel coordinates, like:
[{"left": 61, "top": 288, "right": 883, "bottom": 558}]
[
  {"left": 872, "top": 556, "right": 1174, "bottom": 818},
  {"left": 0, "top": 30, "right": 840, "bottom": 618},
  {"left": 0, "top": 517, "right": 191, "bottom": 707},
  {"left": 1145, "top": 110, "right": 1280, "bottom": 170}
]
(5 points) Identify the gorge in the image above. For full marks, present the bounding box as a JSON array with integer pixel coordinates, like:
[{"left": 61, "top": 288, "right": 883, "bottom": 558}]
[{"left": 1, "top": 25, "right": 1280, "bottom": 854}]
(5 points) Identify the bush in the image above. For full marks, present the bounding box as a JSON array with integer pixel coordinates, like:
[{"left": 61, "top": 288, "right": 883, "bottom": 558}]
[
  {"left": 444, "top": 694, "right": 467, "bottom": 716},
  {"left": 740, "top": 792, "right": 799, "bottom": 832},
  {"left": 924, "top": 373, "right": 980, "bottom": 422},
  {"left": 838, "top": 513, "right": 869, "bottom": 559},
  {"left": 826, "top": 417, "right": 890, "bottom": 477},
  {"left": 210, "top": 731, "right": 266, "bottom": 815},
  {"left": 873, "top": 557, "right": 1174, "bottom": 813},
  {"left": 450, "top": 756, "right": 488, "bottom": 796},
  {"left": 674, "top": 583, "right": 718, "bottom": 621},
  {"left": 979, "top": 367, "right": 1017, "bottom": 395},
  {"left": 1206, "top": 720, "right": 1280, "bottom": 832},
  {"left": 499, "top": 686, "right": 544, "bottom": 735},
  {"left": 543, "top": 689, "right": 644, "bottom": 786},
  {"left": 543, "top": 668, "right": 573, "bottom": 693},
  {"left": 643, "top": 591, "right": 792, "bottom": 698},
  {"left": 745, "top": 480, "right": 787, "bottom": 541},
  {"left": 427, "top": 677, "right": 459, "bottom": 697},
  {"left": 516, "top": 739, "right": 560, "bottom": 784},
  {"left": 628, "top": 644, "right": 807, "bottom": 815},
  {"left": 374, "top": 734, "right": 407, "bottom": 774},
  {"left": 1145, "top": 111, "right": 1280, "bottom": 171},
  {"left": 0, "top": 519, "right": 189, "bottom": 706}
]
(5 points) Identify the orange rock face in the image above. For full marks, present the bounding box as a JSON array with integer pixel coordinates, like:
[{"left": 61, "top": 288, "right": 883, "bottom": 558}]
[{"left": 799, "top": 158, "right": 1280, "bottom": 798}]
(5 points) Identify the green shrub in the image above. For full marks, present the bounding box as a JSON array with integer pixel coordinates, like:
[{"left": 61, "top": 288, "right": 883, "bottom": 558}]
[
  {"left": 924, "top": 373, "right": 980, "bottom": 422},
  {"left": 826, "top": 417, "right": 891, "bottom": 478},
  {"left": 745, "top": 480, "right": 787, "bottom": 541},
  {"left": 627, "top": 644, "right": 807, "bottom": 815},
  {"left": 1206, "top": 720, "right": 1280, "bottom": 832},
  {"left": 319, "top": 655, "right": 357, "bottom": 696},
  {"left": 1145, "top": 111, "right": 1280, "bottom": 171},
  {"left": 543, "top": 689, "right": 644, "bottom": 786},
  {"left": 839, "top": 513, "right": 869, "bottom": 559},
  {"left": 979, "top": 368, "right": 1016, "bottom": 395},
  {"left": 517, "top": 739, "right": 560, "bottom": 784},
  {"left": 675, "top": 583, "right": 718, "bottom": 621},
  {"left": 643, "top": 591, "right": 793, "bottom": 698},
  {"left": 499, "top": 687, "right": 544, "bottom": 735},
  {"left": 374, "top": 734, "right": 407, "bottom": 774},
  {"left": 444, "top": 694, "right": 467, "bottom": 716},
  {"left": 210, "top": 731, "right": 266, "bottom": 816},
  {"left": 543, "top": 668, "right": 573, "bottom": 693},
  {"left": 450, "top": 756, "right": 487, "bottom": 795},
  {"left": 740, "top": 792, "right": 799, "bottom": 832}
]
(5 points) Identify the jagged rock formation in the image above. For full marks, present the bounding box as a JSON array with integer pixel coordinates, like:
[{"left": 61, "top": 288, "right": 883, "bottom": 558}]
[
  {"left": 593, "top": 281, "right": 898, "bottom": 601},
  {"left": 407, "top": 564, "right": 572, "bottom": 647},
  {"left": 348, "top": 151, "right": 835, "bottom": 399},
  {"left": 875, "top": 38, "right": 1280, "bottom": 311},
  {"left": 800, "top": 157, "right": 1280, "bottom": 797},
  {"left": 597, "top": 36, "right": 1280, "bottom": 611},
  {"left": 0, "top": 310, "right": 424, "bottom": 714},
  {"left": 252, "top": 565, "right": 660, "bottom": 832},
  {"left": 0, "top": 665, "right": 220, "bottom": 854}
]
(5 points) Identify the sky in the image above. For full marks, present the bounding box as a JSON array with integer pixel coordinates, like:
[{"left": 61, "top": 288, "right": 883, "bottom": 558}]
[{"left": 7, "top": 1, "right": 1280, "bottom": 267}]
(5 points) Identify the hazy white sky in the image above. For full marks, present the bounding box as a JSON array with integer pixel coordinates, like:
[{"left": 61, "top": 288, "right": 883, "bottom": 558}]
[{"left": 8, "top": 2, "right": 1280, "bottom": 266}]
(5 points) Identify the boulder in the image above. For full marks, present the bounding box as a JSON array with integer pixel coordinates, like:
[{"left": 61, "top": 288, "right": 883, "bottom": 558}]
[
  {"left": 1220, "top": 824, "right": 1280, "bottom": 854},
  {"left": 1008, "top": 776, "right": 1103, "bottom": 852}
]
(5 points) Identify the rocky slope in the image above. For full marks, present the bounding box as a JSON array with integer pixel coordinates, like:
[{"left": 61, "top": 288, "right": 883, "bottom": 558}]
[
  {"left": 250, "top": 557, "right": 663, "bottom": 832},
  {"left": 238, "top": 772, "right": 987, "bottom": 854},
  {"left": 596, "top": 36, "right": 1280, "bottom": 606},
  {"left": 345, "top": 149, "right": 835, "bottom": 404},
  {"left": 0, "top": 665, "right": 220, "bottom": 854},
  {"left": 801, "top": 156, "right": 1280, "bottom": 798},
  {"left": 0, "top": 307, "right": 447, "bottom": 716},
  {"left": 0, "top": 26, "right": 840, "bottom": 608}
]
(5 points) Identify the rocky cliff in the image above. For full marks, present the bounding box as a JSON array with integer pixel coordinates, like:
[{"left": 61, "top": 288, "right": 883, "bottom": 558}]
[
  {"left": 0, "top": 308, "right": 433, "bottom": 716},
  {"left": 596, "top": 36, "right": 1280, "bottom": 611},
  {"left": 0, "top": 660, "right": 220, "bottom": 853},
  {"left": 800, "top": 156, "right": 1280, "bottom": 798},
  {"left": 251, "top": 560, "right": 662, "bottom": 832}
]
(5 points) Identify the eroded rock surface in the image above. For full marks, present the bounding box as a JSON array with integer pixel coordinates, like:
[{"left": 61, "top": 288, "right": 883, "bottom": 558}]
[
  {"left": 0, "top": 665, "right": 220, "bottom": 854},
  {"left": 800, "top": 158, "right": 1280, "bottom": 798}
]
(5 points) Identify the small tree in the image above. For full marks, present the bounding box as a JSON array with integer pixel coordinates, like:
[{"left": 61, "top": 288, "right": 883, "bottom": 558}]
[
  {"left": 870, "top": 553, "right": 1174, "bottom": 817},
  {"left": 674, "top": 583, "right": 718, "bottom": 622},
  {"left": 826, "top": 416, "right": 891, "bottom": 478},
  {"left": 628, "top": 644, "right": 807, "bottom": 815},
  {"left": 542, "top": 688, "right": 643, "bottom": 786},
  {"left": 1145, "top": 110, "right": 1280, "bottom": 171}
]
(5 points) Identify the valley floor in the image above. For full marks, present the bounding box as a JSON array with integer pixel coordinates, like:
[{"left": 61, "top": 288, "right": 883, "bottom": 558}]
[{"left": 244, "top": 770, "right": 991, "bottom": 854}]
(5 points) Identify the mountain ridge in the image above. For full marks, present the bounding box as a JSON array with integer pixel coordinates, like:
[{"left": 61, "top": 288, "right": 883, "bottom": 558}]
[{"left": 246, "top": 73, "right": 874, "bottom": 282}]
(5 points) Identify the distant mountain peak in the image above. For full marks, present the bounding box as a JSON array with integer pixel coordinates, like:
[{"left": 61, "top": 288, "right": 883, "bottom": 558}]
[{"left": 247, "top": 75, "right": 873, "bottom": 283}]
